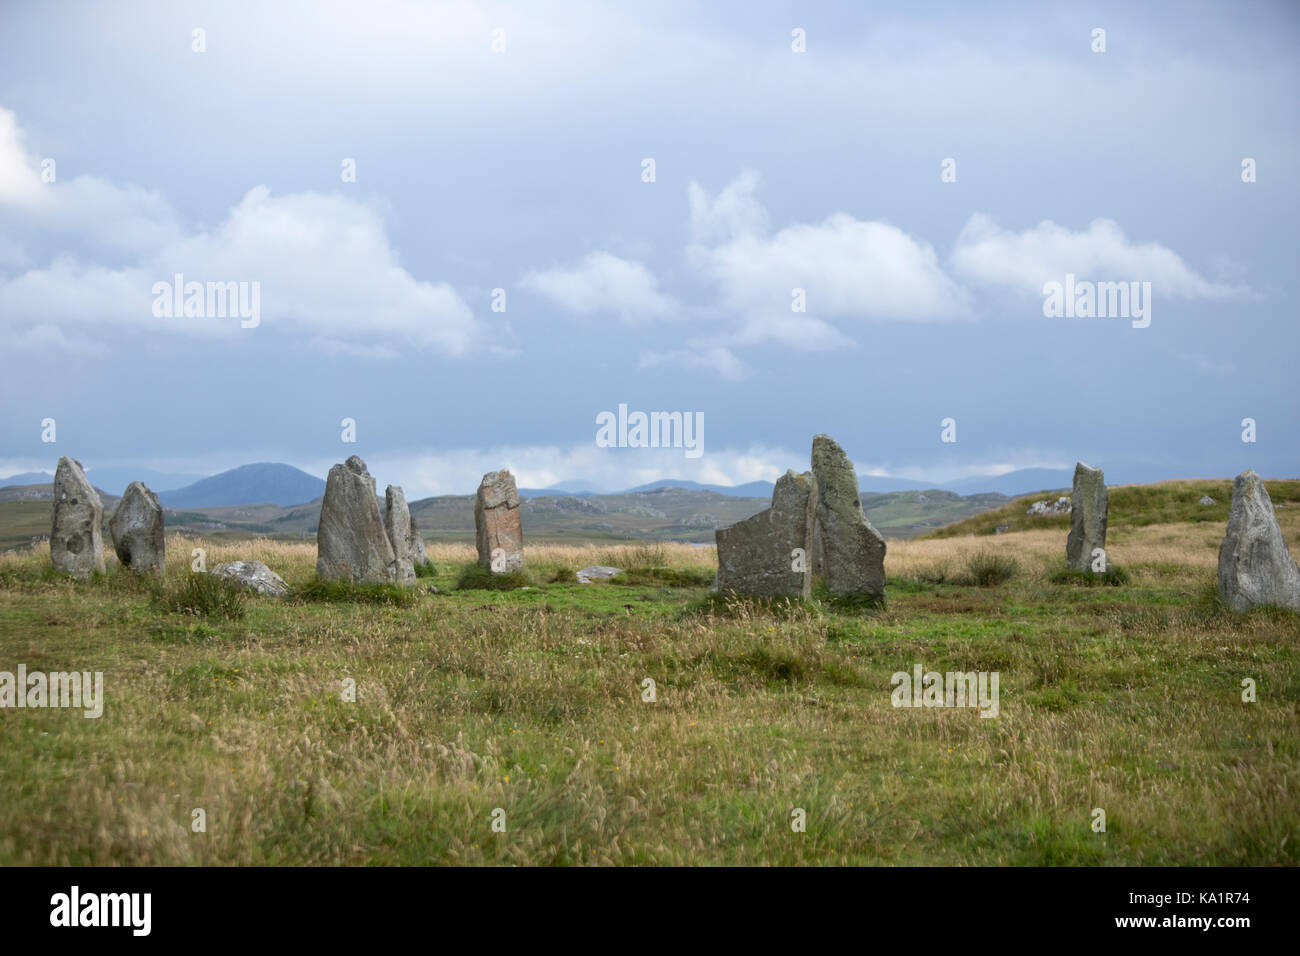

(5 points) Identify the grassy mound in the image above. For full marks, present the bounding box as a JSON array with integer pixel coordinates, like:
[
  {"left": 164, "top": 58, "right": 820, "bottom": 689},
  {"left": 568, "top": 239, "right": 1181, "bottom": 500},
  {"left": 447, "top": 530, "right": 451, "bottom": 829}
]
[{"left": 454, "top": 563, "right": 534, "bottom": 591}]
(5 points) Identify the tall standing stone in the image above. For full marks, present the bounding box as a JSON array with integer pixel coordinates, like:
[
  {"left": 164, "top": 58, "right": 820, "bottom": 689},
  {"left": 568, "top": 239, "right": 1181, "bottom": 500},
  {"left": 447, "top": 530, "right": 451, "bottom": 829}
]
[
  {"left": 408, "top": 514, "right": 430, "bottom": 569},
  {"left": 475, "top": 470, "right": 523, "bottom": 572},
  {"left": 383, "top": 485, "right": 417, "bottom": 587},
  {"left": 1218, "top": 470, "right": 1300, "bottom": 612},
  {"left": 1066, "top": 461, "right": 1110, "bottom": 572},
  {"left": 50, "top": 457, "right": 105, "bottom": 581},
  {"left": 715, "top": 470, "right": 817, "bottom": 599},
  {"left": 316, "top": 456, "right": 397, "bottom": 584},
  {"left": 109, "top": 481, "right": 165, "bottom": 575},
  {"left": 810, "top": 434, "right": 886, "bottom": 601}
]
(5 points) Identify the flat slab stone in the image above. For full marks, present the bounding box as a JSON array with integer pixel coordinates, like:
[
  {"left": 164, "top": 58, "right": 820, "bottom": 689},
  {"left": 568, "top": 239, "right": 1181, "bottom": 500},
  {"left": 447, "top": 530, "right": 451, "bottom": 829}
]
[
  {"left": 576, "top": 566, "right": 620, "bottom": 583},
  {"left": 1218, "top": 470, "right": 1300, "bottom": 612},
  {"left": 51, "top": 457, "right": 105, "bottom": 581},
  {"left": 211, "top": 561, "right": 290, "bottom": 598},
  {"left": 714, "top": 469, "right": 816, "bottom": 599}
]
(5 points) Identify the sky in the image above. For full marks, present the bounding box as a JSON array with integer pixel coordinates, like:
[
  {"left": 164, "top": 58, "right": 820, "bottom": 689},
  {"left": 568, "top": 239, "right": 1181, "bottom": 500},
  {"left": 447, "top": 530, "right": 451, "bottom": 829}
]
[{"left": 0, "top": 0, "right": 1296, "bottom": 497}]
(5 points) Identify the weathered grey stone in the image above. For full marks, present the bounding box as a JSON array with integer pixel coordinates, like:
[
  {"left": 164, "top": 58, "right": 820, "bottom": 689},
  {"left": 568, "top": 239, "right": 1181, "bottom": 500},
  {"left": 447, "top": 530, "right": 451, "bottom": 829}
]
[
  {"left": 382, "top": 485, "right": 417, "bottom": 587},
  {"left": 316, "top": 456, "right": 397, "bottom": 583},
  {"left": 810, "top": 435, "right": 886, "bottom": 600},
  {"left": 1217, "top": 470, "right": 1300, "bottom": 612},
  {"left": 714, "top": 470, "right": 817, "bottom": 599},
  {"left": 408, "top": 513, "right": 429, "bottom": 568},
  {"left": 51, "top": 457, "right": 105, "bottom": 580},
  {"left": 475, "top": 469, "right": 523, "bottom": 572},
  {"left": 576, "top": 566, "right": 620, "bottom": 583},
  {"left": 1066, "top": 462, "right": 1110, "bottom": 572},
  {"left": 211, "top": 560, "right": 290, "bottom": 598},
  {"left": 1027, "top": 496, "right": 1071, "bottom": 516},
  {"left": 1199, "top": 495, "right": 1216, "bottom": 506},
  {"left": 109, "top": 481, "right": 165, "bottom": 575}
]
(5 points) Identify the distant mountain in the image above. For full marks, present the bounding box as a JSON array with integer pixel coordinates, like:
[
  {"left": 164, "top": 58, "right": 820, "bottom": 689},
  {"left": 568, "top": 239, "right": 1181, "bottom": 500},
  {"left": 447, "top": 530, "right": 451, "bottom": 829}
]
[
  {"left": 0, "top": 471, "right": 54, "bottom": 487},
  {"left": 84, "top": 467, "right": 207, "bottom": 496},
  {"left": 2, "top": 468, "right": 203, "bottom": 496},
  {"left": 622, "top": 478, "right": 777, "bottom": 498},
  {"left": 518, "top": 479, "right": 608, "bottom": 498},
  {"left": 944, "top": 468, "right": 1074, "bottom": 497},
  {"left": 855, "top": 474, "right": 953, "bottom": 493},
  {"left": 546, "top": 479, "right": 611, "bottom": 494},
  {"left": 161, "top": 463, "right": 325, "bottom": 508},
  {"left": 619, "top": 475, "right": 954, "bottom": 496}
]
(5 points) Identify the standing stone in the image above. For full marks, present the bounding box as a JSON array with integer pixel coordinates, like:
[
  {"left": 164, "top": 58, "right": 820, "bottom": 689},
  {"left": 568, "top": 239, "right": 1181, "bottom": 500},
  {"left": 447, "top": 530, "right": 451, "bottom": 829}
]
[
  {"left": 475, "top": 470, "right": 523, "bottom": 572},
  {"left": 810, "top": 434, "right": 886, "bottom": 601},
  {"left": 50, "top": 457, "right": 105, "bottom": 581},
  {"left": 714, "top": 470, "right": 817, "bottom": 599},
  {"left": 109, "top": 481, "right": 165, "bottom": 575},
  {"left": 1066, "top": 461, "right": 1110, "bottom": 572},
  {"left": 1217, "top": 470, "right": 1300, "bottom": 612},
  {"left": 316, "top": 456, "right": 397, "bottom": 583},
  {"left": 407, "top": 514, "right": 429, "bottom": 569},
  {"left": 383, "top": 485, "right": 417, "bottom": 587}
]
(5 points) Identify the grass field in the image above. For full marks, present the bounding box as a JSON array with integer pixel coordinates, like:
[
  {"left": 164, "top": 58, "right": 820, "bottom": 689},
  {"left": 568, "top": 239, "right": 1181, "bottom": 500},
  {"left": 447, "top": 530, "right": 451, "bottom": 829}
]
[{"left": 1, "top": 500, "right": 1298, "bottom": 865}]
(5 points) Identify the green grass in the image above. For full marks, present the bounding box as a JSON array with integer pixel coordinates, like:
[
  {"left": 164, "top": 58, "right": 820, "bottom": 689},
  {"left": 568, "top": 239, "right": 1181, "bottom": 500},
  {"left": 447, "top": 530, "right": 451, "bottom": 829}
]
[
  {"left": 1048, "top": 565, "right": 1132, "bottom": 587},
  {"left": 609, "top": 565, "right": 715, "bottom": 587},
  {"left": 454, "top": 563, "right": 534, "bottom": 591},
  {"left": 156, "top": 572, "right": 248, "bottom": 620},
  {"left": 952, "top": 550, "right": 1020, "bottom": 587},
  {"left": 293, "top": 578, "right": 418, "bottom": 607},
  {"left": 0, "top": 527, "right": 1297, "bottom": 865}
]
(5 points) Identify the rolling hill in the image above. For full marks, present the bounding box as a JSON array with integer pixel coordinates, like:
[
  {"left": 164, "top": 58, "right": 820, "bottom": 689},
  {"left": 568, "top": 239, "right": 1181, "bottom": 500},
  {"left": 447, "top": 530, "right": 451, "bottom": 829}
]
[{"left": 924, "top": 478, "right": 1300, "bottom": 539}]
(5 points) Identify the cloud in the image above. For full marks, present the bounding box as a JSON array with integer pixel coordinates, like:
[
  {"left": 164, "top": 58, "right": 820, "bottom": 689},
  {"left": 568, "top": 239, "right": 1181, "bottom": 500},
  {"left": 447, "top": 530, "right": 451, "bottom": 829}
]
[
  {"left": 688, "top": 168, "right": 769, "bottom": 245},
  {"left": 521, "top": 251, "right": 679, "bottom": 323},
  {"left": 639, "top": 345, "right": 745, "bottom": 381},
  {"left": 951, "top": 214, "right": 1248, "bottom": 298},
  {"left": 9, "top": 323, "right": 100, "bottom": 355},
  {"left": 687, "top": 172, "right": 971, "bottom": 348},
  {"left": 676, "top": 172, "right": 972, "bottom": 356},
  {"left": 529, "top": 170, "right": 971, "bottom": 369},
  {"left": 0, "top": 110, "right": 481, "bottom": 355},
  {"left": 322, "top": 441, "right": 799, "bottom": 498},
  {"left": 0, "top": 108, "right": 45, "bottom": 208}
]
